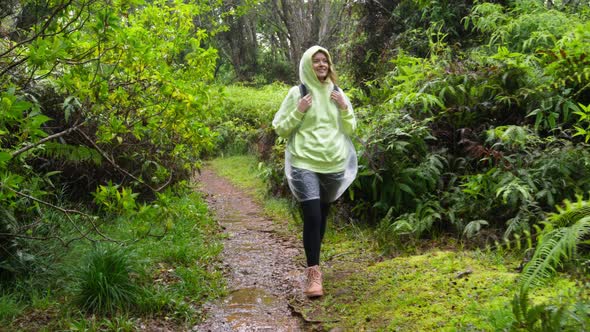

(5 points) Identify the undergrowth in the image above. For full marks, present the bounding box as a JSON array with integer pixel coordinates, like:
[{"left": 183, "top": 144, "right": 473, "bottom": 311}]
[{"left": 0, "top": 188, "right": 224, "bottom": 330}]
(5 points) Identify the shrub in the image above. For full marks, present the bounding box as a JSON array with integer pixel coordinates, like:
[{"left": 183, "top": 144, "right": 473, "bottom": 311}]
[{"left": 209, "top": 83, "right": 288, "bottom": 157}]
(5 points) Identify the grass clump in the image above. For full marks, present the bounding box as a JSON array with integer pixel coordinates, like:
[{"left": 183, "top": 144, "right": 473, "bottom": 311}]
[
  {"left": 73, "top": 244, "right": 141, "bottom": 315},
  {"left": 0, "top": 293, "right": 25, "bottom": 322}
]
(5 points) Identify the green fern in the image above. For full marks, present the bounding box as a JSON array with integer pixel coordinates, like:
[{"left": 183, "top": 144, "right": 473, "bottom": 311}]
[
  {"left": 504, "top": 206, "right": 537, "bottom": 240},
  {"left": 511, "top": 287, "right": 587, "bottom": 331},
  {"left": 39, "top": 142, "right": 102, "bottom": 165},
  {"left": 486, "top": 125, "right": 533, "bottom": 149},
  {"left": 463, "top": 219, "right": 488, "bottom": 238},
  {"left": 390, "top": 198, "right": 443, "bottom": 238},
  {"left": 520, "top": 204, "right": 590, "bottom": 290},
  {"left": 496, "top": 176, "right": 534, "bottom": 208},
  {"left": 549, "top": 198, "right": 590, "bottom": 228},
  {"left": 466, "top": 2, "right": 507, "bottom": 36}
]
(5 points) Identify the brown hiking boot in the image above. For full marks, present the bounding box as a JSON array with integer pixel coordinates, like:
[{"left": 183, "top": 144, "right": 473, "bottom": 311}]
[{"left": 304, "top": 265, "right": 323, "bottom": 297}]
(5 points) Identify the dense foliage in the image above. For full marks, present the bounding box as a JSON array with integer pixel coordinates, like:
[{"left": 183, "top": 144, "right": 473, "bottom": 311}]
[
  {"left": 351, "top": 0, "right": 590, "bottom": 235},
  {"left": 226, "top": 0, "right": 590, "bottom": 245},
  {"left": 1, "top": 0, "right": 220, "bottom": 276},
  {"left": 0, "top": 0, "right": 228, "bottom": 328},
  {"left": 368, "top": 0, "right": 590, "bottom": 327}
]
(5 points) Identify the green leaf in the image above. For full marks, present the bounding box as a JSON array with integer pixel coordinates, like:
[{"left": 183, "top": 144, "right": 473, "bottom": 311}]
[
  {"left": 11, "top": 101, "right": 32, "bottom": 112},
  {"left": 0, "top": 151, "right": 12, "bottom": 168},
  {"left": 398, "top": 183, "right": 415, "bottom": 196}
]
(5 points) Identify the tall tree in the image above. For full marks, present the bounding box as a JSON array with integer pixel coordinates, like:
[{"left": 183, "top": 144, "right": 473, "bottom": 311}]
[{"left": 219, "top": 0, "right": 259, "bottom": 81}]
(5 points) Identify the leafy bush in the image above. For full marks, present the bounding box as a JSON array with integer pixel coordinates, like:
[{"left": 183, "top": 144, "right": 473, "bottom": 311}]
[
  {"left": 342, "top": 1, "right": 590, "bottom": 244},
  {"left": 467, "top": 0, "right": 589, "bottom": 132},
  {"left": 351, "top": 104, "right": 441, "bottom": 222},
  {"left": 0, "top": 0, "right": 225, "bottom": 285},
  {"left": 209, "top": 83, "right": 288, "bottom": 157}
]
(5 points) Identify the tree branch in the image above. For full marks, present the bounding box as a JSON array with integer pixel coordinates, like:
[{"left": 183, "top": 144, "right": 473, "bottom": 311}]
[
  {"left": 2, "top": 185, "right": 120, "bottom": 244},
  {"left": 0, "top": 232, "right": 67, "bottom": 246},
  {"left": 0, "top": 0, "right": 75, "bottom": 59},
  {"left": 0, "top": 56, "right": 29, "bottom": 77},
  {"left": 76, "top": 128, "right": 170, "bottom": 192},
  {"left": 11, "top": 122, "right": 85, "bottom": 158}
]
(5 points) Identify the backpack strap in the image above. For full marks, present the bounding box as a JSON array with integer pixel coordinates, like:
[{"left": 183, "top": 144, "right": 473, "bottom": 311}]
[
  {"left": 299, "top": 84, "right": 307, "bottom": 97},
  {"left": 299, "top": 83, "right": 340, "bottom": 97}
]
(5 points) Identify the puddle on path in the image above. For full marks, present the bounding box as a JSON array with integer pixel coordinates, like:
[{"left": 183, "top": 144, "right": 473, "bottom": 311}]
[{"left": 192, "top": 167, "right": 305, "bottom": 332}]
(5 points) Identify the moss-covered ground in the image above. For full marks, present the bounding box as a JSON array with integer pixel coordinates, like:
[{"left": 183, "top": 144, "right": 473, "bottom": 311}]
[{"left": 211, "top": 155, "right": 584, "bottom": 331}]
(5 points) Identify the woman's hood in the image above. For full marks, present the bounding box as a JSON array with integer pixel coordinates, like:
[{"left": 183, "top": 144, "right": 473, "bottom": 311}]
[{"left": 299, "top": 45, "right": 333, "bottom": 89}]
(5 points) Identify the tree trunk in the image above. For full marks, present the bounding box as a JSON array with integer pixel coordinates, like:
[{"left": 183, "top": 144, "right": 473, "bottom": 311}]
[
  {"left": 274, "top": 0, "right": 345, "bottom": 79},
  {"left": 221, "top": 2, "right": 258, "bottom": 81}
]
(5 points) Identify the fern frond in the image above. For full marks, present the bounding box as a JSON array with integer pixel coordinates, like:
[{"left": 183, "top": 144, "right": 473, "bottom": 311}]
[
  {"left": 39, "top": 142, "right": 102, "bottom": 165},
  {"left": 520, "top": 216, "right": 590, "bottom": 290},
  {"left": 520, "top": 229, "right": 565, "bottom": 289},
  {"left": 548, "top": 198, "right": 590, "bottom": 228},
  {"left": 504, "top": 213, "right": 530, "bottom": 239}
]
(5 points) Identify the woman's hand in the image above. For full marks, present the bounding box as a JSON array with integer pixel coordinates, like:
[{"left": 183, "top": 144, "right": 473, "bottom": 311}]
[
  {"left": 298, "top": 94, "right": 312, "bottom": 113},
  {"left": 331, "top": 91, "right": 348, "bottom": 110}
]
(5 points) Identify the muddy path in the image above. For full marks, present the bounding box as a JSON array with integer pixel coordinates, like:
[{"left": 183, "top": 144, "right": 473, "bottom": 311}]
[{"left": 193, "top": 166, "right": 307, "bottom": 331}]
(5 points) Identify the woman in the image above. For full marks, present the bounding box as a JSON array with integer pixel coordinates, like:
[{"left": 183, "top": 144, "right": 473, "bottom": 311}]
[{"left": 272, "top": 45, "right": 357, "bottom": 297}]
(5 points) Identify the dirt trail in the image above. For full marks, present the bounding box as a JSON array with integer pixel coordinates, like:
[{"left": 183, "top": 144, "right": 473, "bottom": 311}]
[{"left": 193, "top": 166, "right": 306, "bottom": 332}]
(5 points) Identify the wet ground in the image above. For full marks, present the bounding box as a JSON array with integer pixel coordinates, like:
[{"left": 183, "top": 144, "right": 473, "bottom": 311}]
[{"left": 193, "top": 166, "right": 306, "bottom": 332}]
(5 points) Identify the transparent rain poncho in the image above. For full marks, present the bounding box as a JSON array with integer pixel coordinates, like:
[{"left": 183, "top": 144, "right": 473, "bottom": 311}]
[
  {"left": 272, "top": 45, "right": 358, "bottom": 203},
  {"left": 284, "top": 143, "right": 357, "bottom": 203}
]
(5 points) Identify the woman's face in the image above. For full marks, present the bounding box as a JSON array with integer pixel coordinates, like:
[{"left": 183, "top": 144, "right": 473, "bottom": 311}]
[{"left": 312, "top": 51, "right": 330, "bottom": 82}]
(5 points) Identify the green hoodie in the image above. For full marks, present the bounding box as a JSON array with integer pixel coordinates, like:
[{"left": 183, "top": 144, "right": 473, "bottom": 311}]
[{"left": 272, "top": 45, "right": 356, "bottom": 173}]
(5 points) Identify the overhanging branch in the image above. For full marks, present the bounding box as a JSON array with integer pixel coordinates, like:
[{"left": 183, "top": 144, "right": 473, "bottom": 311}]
[
  {"left": 1, "top": 185, "right": 120, "bottom": 244},
  {"left": 76, "top": 128, "right": 172, "bottom": 193},
  {"left": 11, "top": 122, "right": 85, "bottom": 158}
]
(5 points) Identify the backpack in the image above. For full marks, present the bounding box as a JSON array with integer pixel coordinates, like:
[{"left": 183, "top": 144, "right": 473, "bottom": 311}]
[{"left": 299, "top": 83, "right": 339, "bottom": 97}]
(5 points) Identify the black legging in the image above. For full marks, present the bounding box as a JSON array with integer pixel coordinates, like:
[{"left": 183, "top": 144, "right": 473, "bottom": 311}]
[{"left": 301, "top": 199, "right": 330, "bottom": 267}]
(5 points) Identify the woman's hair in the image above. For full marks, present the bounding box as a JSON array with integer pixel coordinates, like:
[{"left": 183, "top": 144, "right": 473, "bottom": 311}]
[{"left": 314, "top": 50, "right": 338, "bottom": 84}]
